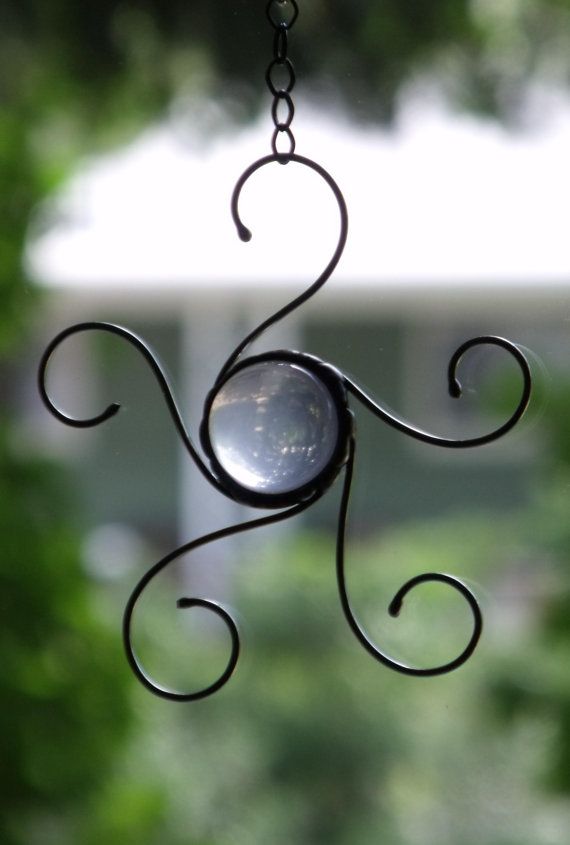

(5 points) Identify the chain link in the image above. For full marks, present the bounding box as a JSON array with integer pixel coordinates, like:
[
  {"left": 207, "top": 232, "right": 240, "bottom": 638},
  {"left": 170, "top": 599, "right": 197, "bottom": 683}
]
[{"left": 265, "top": 0, "right": 299, "bottom": 161}]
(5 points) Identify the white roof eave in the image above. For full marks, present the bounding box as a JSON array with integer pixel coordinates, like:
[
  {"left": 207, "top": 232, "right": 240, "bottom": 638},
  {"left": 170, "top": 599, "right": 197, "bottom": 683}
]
[{"left": 27, "top": 98, "right": 570, "bottom": 306}]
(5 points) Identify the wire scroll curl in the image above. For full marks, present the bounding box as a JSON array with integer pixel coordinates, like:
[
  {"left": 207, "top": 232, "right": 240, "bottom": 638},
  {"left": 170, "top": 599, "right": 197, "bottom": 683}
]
[
  {"left": 218, "top": 152, "right": 348, "bottom": 381},
  {"left": 39, "top": 321, "right": 225, "bottom": 492},
  {"left": 344, "top": 335, "right": 531, "bottom": 450},
  {"left": 337, "top": 438, "right": 483, "bottom": 676},
  {"left": 123, "top": 495, "right": 319, "bottom": 701}
]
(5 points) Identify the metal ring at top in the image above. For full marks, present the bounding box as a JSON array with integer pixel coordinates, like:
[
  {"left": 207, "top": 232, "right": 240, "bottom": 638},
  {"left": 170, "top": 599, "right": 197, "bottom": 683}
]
[{"left": 266, "top": 0, "right": 299, "bottom": 30}]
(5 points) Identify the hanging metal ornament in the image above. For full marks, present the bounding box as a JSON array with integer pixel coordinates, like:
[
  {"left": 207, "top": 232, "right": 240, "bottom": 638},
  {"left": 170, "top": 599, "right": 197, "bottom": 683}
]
[{"left": 39, "top": 0, "right": 532, "bottom": 701}]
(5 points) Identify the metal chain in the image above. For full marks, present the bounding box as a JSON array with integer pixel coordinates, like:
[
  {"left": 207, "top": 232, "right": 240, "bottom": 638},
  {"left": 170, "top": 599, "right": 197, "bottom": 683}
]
[{"left": 265, "top": 0, "right": 299, "bottom": 161}]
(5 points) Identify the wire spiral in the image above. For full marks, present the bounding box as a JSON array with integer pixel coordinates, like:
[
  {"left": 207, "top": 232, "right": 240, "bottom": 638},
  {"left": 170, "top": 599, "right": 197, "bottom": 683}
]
[
  {"left": 217, "top": 152, "right": 348, "bottom": 381},
  {"left": 123, "top": 495, "right": 319, "bottom": 701},
  {"left": 344, "top": 335, "right": 531, "bottom": 449},
  {"left": 336, "top": 438, "right": 482, "bottom": 676},
  {"left": 38, "top": 321, "right": 225, "bottom": 492}
]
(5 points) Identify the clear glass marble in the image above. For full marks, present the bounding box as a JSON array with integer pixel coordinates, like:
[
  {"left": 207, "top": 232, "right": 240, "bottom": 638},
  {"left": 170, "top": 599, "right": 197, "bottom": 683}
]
[{"left": 209, "top": 361, "right": 339, "bottom": 495}]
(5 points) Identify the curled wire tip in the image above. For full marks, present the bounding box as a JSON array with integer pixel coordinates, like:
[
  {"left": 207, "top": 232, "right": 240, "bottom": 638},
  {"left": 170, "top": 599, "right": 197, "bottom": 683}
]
[
  {"left": 237, "top": 224, "right": 252, "bottom": 242},
  {"left": 176, "top": 598, "right": 194, "bottom": 609},
  {"left": 448, "top": 378, "right": 462, "bottom": 399},
  {"left": 337, "top": 441, "right": 484, "bottom": 676},
  {"left": 388, "top": 575, "right": 428, "bottom": 617},
  {"left": 388, "top": 597, "right": 403, "bottom": 617}
]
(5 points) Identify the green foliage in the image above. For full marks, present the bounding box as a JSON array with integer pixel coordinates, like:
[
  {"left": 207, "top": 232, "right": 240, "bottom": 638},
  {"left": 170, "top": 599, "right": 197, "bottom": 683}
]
[
  {"left": 2, "top": 435, "right": 567, "bottom": 843},
  {"left": 0, "top": 427, "right": 135, "bottom": 844},
  {"left": 483, "top": 382, "right": 570, "bottom": 796},
  {"left": 2, "top": 2, "right": 570, "bottom": 841},
  {"left": 4, "top": 0, "right": 570, "bottom": 146},
  {"left": 110, "top": 518, "right": 567, "bottom": 845}
]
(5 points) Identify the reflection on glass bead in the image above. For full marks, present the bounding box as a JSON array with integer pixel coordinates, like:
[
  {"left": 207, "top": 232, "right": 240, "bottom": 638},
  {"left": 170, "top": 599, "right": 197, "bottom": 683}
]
[{"left": 209, "top": 361, "right": 339, "bottom": 494}]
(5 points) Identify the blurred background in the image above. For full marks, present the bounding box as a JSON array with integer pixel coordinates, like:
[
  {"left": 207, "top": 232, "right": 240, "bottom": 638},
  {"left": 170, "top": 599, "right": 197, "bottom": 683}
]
[{"left": 3, "top": 1, "right": 570, "bottom": 842}]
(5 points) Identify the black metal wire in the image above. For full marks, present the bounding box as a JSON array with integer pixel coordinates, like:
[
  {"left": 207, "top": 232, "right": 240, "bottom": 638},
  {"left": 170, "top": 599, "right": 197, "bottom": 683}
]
[
  {"left": 124, "top": 492, "right": 320, "bottom": 701},
  {"left": 266, "top": 0, "right": 299, "bottom": 30},
  {"left": 37, "top": 0, "right": 533, "bottom": 700},
  {"left": 218, "top": 153, "right": 348, "bottom": 381},
  {"left": 265, "top": 0, "right": 299, "bottom": 158},
  {"left": 343, "top": 335, "right": 532, "bottom": 449},
  {"left": 38, "top": 321, "right": 226, "bottom": 493},
  {"left": 336, "top": 437, "right": 482, "bottom": 676}
]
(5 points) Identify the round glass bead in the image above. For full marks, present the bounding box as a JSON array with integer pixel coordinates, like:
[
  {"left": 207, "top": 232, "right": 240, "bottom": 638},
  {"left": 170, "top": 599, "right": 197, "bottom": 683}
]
[{"left": 208, "top": 360, "right": 339, "bottom": 495}]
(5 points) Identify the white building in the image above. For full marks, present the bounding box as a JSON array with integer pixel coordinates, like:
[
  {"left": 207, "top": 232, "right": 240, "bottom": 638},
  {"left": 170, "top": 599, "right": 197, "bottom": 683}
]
[{"left": 27, "top": 96, "right": 570, "bottom": 589}]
